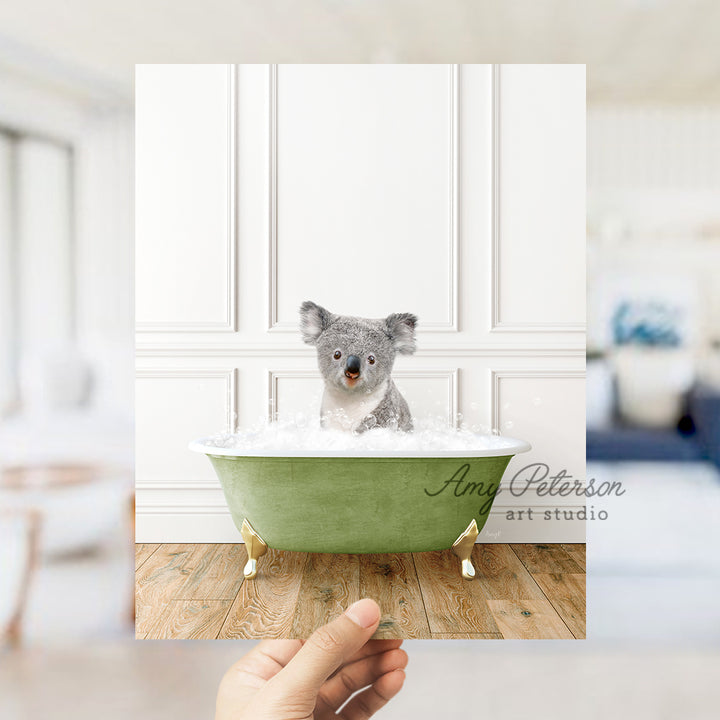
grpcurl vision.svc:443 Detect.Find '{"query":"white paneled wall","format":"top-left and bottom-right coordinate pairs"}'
top-left (271, 64), bottom-right (456, 330)
top-left (495, 65), bottom-right (586, 331)
top-left (135, 64), bottom-right (235, 331)
top-left (136, 64), bottom-right (586, 543)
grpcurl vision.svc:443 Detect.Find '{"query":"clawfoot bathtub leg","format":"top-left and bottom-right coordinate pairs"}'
top-left (452, 519), bottom-right (479, 580)
top-left (241, 519), bottom-right (267, 579)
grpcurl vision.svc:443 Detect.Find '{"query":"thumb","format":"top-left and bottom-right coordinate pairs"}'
top-left (270, 599), bottom-right (381, 697)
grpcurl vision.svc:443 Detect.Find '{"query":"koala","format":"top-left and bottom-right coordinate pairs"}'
top-left (299, 301), bottom-right (418, 433)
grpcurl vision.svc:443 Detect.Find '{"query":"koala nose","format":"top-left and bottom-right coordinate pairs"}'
top-left (345, 355), bottom-right (361, 379)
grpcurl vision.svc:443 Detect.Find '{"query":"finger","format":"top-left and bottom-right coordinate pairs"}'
top-left (253, 639), bottom-right (304, 670)
top-left (270, 599), bottom-right (381, 697)
top-left (319, 648), bottom-right (408, 711)
top-left (215, 640), bottom-right (305, 720)
top-left (339, 669), bottom-right (406, 720)
top-left (219, 623), bottom-right (401, 703)
top-left (226, 640), bottom-right (303, 686)
top-left (330, 638), bottom-right (404, 675)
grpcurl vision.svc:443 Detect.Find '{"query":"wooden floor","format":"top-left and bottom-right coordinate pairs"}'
top-left (136, 543), bottom-right (585, 640)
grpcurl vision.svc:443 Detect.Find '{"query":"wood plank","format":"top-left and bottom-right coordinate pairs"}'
top-left (486, 599), bottom-right (574, 639)
top-left (413, 550), bottom-right (500, 635)
top-left (290, 553), bottom-right (360, 639)
top-left (167, 544), bottom-right (219, 599)
top-left (473, 544), bottom-right (582, 639)
top-left (510, 544), bottom-right (583, 574)
top-left (561, 543), bottom-right (586, 571)
top-left (472, 544), bottom-right (548, 601)
top-left (532, 573), bottom-right (586, 639)
top-left (135, 544), bottom-right (213, 636)
top-left (432, 633), bottom-right (502, 639)
top-left (219, 549), bottom-right (308, 639)
top-left (135, 624), bottom-right (151, 640)
top-left (136, 600), bottom-right (165, 639)
top-left (135, 543), bottom-right (160, 571)
top-left (143, 599), bottom-right (232, 639)
top-left (175, 544), bottom-right (247, 600)
top-left (359, 554), bottom-right (430, 639)
top-left (136, 543), bottom-right (586, 640)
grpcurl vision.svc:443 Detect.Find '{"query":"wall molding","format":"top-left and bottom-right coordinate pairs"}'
top-left (136, 367), bottom-right (238, 432)
top-left (490, 323), bottom-right (587, 333)
top-left (134, 64), bottom-right (587, 546)
top-left (489, 64), bottom-right (585, 335)
top-left (266, 63), bottom-right (460, 333)
top-left (136, 343), bottom-right (586, 358)
top-left (134, 504), bottom-right (584, 543)
top-left (136, 504), bottom-right (231, 515)
top-left (267, 63), bottom-right (280, 332)
top-left (443, 62), bottom-right (459, 332)
top-left (136, 481), bottom-right (222, 490)
top-left (266, 367), bottom-right (459, 424)
top-left (136, 64), bottom-right (238, 333)
top-left (266, 368), bottom-right (320, 419)
top-left (393, 367), bottom-right (459, 426)
top-left (489, 368), bottom-right (585, 432)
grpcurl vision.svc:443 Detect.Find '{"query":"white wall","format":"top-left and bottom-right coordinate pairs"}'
top-left (135, 64), bottom-right (586, 543)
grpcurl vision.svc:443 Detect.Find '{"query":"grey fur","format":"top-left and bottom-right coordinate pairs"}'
top-left (299, 301), bottom-right (418, 433)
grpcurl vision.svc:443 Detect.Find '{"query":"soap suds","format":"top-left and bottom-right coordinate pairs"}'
top-left (197, 414), bottom-right (524, 454)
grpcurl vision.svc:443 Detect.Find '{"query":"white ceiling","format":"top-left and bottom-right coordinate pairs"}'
top-left (0, 0), bottom-right (719, 105)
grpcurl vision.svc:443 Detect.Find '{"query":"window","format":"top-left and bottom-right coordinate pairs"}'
top-left (0, 129), bottom-right (74, 416)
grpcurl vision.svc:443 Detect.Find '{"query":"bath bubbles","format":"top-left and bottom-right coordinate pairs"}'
top-left (200, 413), bottom-right (523, 454)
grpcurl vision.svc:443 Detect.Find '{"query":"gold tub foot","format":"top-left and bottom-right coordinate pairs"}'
top-left (241, 519), bottom-right (268, 579)
top-left (452, 519), bottom-right (479, 580)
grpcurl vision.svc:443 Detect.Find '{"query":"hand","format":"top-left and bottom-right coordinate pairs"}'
top-left (215, 598), bottom-right (407, 719)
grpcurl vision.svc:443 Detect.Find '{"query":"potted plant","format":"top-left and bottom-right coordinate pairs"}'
top-left (611, 300), bottom-right (694, 427)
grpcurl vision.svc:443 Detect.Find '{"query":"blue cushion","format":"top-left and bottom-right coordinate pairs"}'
top-left (688, 384), bottom-right (720, 467)
top-left (587, 427), bottom-right (704, 462)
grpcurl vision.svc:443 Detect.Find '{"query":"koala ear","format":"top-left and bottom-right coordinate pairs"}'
top-left (385, 313), bottom-right (418, 354)
top-left (299, 301), bottom-right (335, 345)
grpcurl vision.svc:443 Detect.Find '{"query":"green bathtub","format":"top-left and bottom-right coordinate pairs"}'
top-left (189, 438), bottom-right (530, 580)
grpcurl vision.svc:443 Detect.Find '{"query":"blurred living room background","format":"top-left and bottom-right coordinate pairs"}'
top-left (0, 30), bottom-right (134, 646)
top-left (586, 103), bottom-right (720, 639)
top-left (1, 1), bottom-right (720, 718)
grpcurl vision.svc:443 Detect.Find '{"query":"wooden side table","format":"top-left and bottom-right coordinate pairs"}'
top-left (0, 509), bottom-right (41, 647)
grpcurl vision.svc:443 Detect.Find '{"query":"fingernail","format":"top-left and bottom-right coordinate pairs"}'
top-left (345, 599), bottom-right (380, 628)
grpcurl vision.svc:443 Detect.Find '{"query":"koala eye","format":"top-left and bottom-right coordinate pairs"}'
top-left (367, 355), bottom-right (375, 365)
top-left (333, 350), bottom-right (342, 360)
